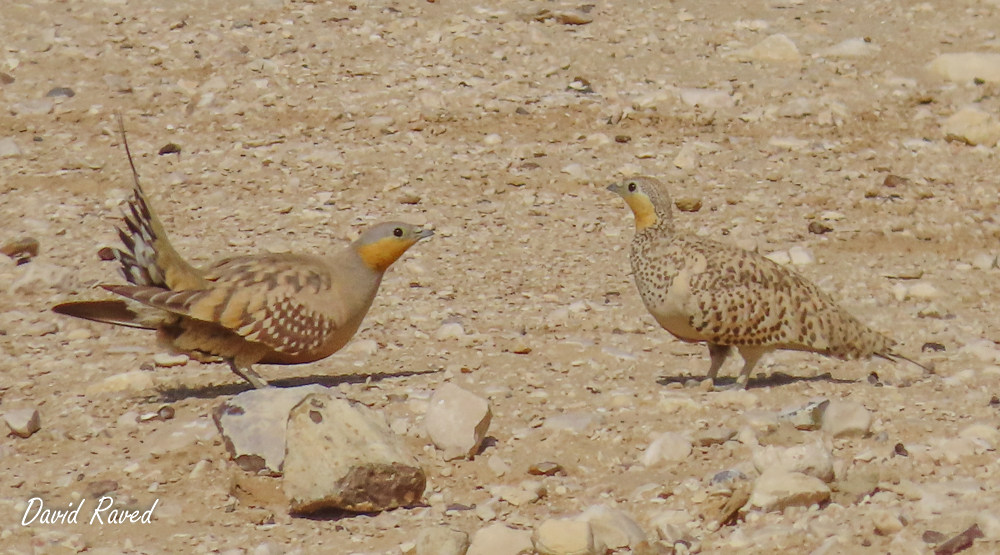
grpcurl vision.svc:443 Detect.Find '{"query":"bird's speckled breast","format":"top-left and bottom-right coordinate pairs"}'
top-left (631, 233), bottom-right (710, 342)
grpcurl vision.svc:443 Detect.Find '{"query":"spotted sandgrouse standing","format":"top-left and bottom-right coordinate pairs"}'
top-left (54, 122), bottom-right (432, 389)
top-left (607, 176), bottom-right (924, 389)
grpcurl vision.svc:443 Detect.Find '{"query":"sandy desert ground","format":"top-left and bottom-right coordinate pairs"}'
top-left (2, 0), bottom-right (1000, 553)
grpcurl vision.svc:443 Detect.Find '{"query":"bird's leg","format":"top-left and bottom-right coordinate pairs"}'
top-left (705, 343), bottom-right (732, 386)
top-left (731, 345), bottom-right (767, 390)
top-left (229, 348), bottom-right (270, 389)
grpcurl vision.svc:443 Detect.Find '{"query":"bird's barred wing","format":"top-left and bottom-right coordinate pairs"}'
top-left (104, 257), bottom-right (354, 356)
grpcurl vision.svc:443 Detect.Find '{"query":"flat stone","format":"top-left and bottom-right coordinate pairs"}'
top-left (872, 509), bottom-right (904, 535)
top-left (4, 408), bottom-right (41, 438)
top-left (959, 422), bottom-right (1000, 449)
top-left (136, 418), bottom-right (216, 458)
top-left (283, 393), bottom-right (425, 513)
top-left (577, 505), bottom-right (647, 550)
top-left (734, 34), bottom-right (801, 62)
top-left (425, 383), bottom-right (492, 460)
top-left (467, 524), bottom-right (533, 555)
top-left (152, 352), bottom-right (189, 367)
top-left (817, 38), bottom-right (881, 58)
top-left (532, 519), bottom-right (595, 555)
top-left (642, 432), bottom-right (693, 466)
top-left (749, 469), bottom-right (831, 512)
top-left (821, 400), bottom-right (872, 438)
top-left (416, 527), bottom-right (470, 555)
top-left (752, 443), bottom-right (834, 482)
top-left (943, 107), bottom-right (1000, 147)
top-left (543, 412), bottom-right (603, 434)
top-left (85, 370), bottom-right (156, 395)
top-left (212, 384), bottom-right (331, 475)
top-left (927, 52), bottom-right (1000, 83)
top-left (649, 509), bottom-right (695, 543)
top-left (0, 138), bottom-right (20, 158)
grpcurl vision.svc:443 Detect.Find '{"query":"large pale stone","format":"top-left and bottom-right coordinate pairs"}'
top-left (750, 469), bottom-right (830, 512)
top-left (943, 107), bottom-right (1000, 147)
top-left (821, 400), bottom-right (872, 438)
top-left (4, 408), bottom-right (41, 438)
top-left (283, 393), bottom-right (425, 513)
top-left (212, 384), bottom-right (331, 475)
top-left (752, 443), bottom-right (835, 482)
top-left (532, 519), bottom-right (595, 555)
top-left (734, 34), bottom-right (801, 62)
top-left (467, 524), bottom-right (533, 555)
top-left (577, 505), bottom-right (647, 550)
top-left (927, 53), bottom-right (1000, 83)
top-left (416, 527), bottom-right (470, 555)
top-left (425, 383), bottom-right (492, 460)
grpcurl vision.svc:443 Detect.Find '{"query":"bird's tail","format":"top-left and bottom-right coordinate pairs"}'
top-left (107, 115), bottom-right (205, 291)
top-left (51, 299), bottom-right (167, 330)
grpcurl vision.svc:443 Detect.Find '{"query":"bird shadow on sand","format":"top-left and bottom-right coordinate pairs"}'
top-left (153, 368), bottom-right (442, 402)
top-left (656, 371), bottom-right (856, 390)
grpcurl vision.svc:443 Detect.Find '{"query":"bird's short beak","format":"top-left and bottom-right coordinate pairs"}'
top-left (417, 228), bottom-right (435, 240)
top-left (607, 183), bottom-right (622, 195)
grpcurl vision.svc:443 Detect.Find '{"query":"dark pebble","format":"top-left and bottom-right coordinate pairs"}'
top-left (158, 143), bottom-right (182, 155)
top-left (808, 221), bottom-right (833, 234)
top-left (894, 443), bottom-right (908, 457)
top-left (934, 524), bottom-right (984, 555)
top-left (45, 87), bottom-right (75, 98)
top-left (528, 462), bottom-right (565, 476)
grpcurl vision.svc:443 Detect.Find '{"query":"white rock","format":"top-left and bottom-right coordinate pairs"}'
top-left (487, 454), bottom-right (510, 477)
top-left (735, 34), bottom-right (801, 62)
top-left (561, 163), bottom-right (587, 180)
top-left (678, 88), bottom-right (734, 108)
top-left (584, 133), bottom-right (611, 149)
top-left (490, 483), bottom-right (541, 506)
top-left (416, 527), bottom-right (470, 555)
top-left (962, 340), bottom-right (1000, 363)
top-left (649, 509), bottom-right (695, 543)
top-left (532, 519), bottom-right (595, 555)
top-left (710, 389), bottom-right (759, 409)
top-left (543, 412), bottom-right (602, 433)
top-left (817, 38), bottom-right (881, 58)
top-left (4, 408), bottom-right (41, 438)
top-left (927, 53), bottom-right (1000, 83)
top-left (213, 384), bottom-right (332, 475)
top-left (871, 509), bottom-right (904, 535)
top-left (906, 282), bottom-right (939, 300)
top-left (749, 469), bottom-right (831, 512)
top-left (0, 138), bottom-right (20, 158)
top-left (977, 511), bottom-right (1000, 541)
top-left (788, 246), bottom-right (814, 266)
top-left (152, 352), bottom-right (189, 367)
top-left (768, 137), bottom-right (810, 151)
top-left (483, 133), bottom-right (502, 146)
top-left (345, 338), bottom-right (379, 355)
top-left (959, 422), bottom-right (1000, 449)
top-left (752, 443), bottom-right (835, 482)
top-left (577, 505), bottom-right (647, 550)
top-left (927, 437), bottom-right (979, 464)
top-left (972, 253), bottom-right (997, 270)
top-left (252, 542), bottom-right (281, 555)
top-left (467, 524), bottom-right (533, 555)
top-left (943, 107), bottom-right (1000, 146)
top-left (425, 383), bottom-right (492, 460)
top-left (821, 400), bottom-right (872, 438)
top-left (642, 432), bottom-right (693, 466)
top-left (85, 370), bottom-right (156, 394)
top-left (283, 393), bottom-right (425, 513)
top-left (435, 322), bottom-right (466, 341)
top-left (764, 250), bottom-right (791, 265)
top-left (673, 143), bottom-right (699, 169)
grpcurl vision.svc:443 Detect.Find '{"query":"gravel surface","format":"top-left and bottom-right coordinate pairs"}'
top-left (2, 0), bottom-right (1000, 553)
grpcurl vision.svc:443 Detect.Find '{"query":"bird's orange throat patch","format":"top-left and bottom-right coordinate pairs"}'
top-left (356, 238), bottom-right (417, 272)
top-left (624, 195), bottom-right (659, 231)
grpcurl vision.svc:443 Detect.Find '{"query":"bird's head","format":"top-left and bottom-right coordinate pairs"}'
top-left (353, 222), bottom-right (433, 272)
top-left (607, 176), bottom-right (674, 231)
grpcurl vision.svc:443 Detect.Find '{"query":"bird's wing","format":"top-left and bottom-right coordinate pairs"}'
top-left (675, 239), bottom-right (893, 357)
top-left (104, 255), bottom-right (360, 357)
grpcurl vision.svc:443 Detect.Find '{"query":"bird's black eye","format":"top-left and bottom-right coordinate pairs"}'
top-left (627, 182), bottom-right (637, 193)
top-left (393, 227), bottom-right (404, 237)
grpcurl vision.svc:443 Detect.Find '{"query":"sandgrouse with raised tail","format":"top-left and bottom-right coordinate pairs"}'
top-left (607, 176), bottom-right (925, 390)
top-left (54, 125), bottom-right (432, 389)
